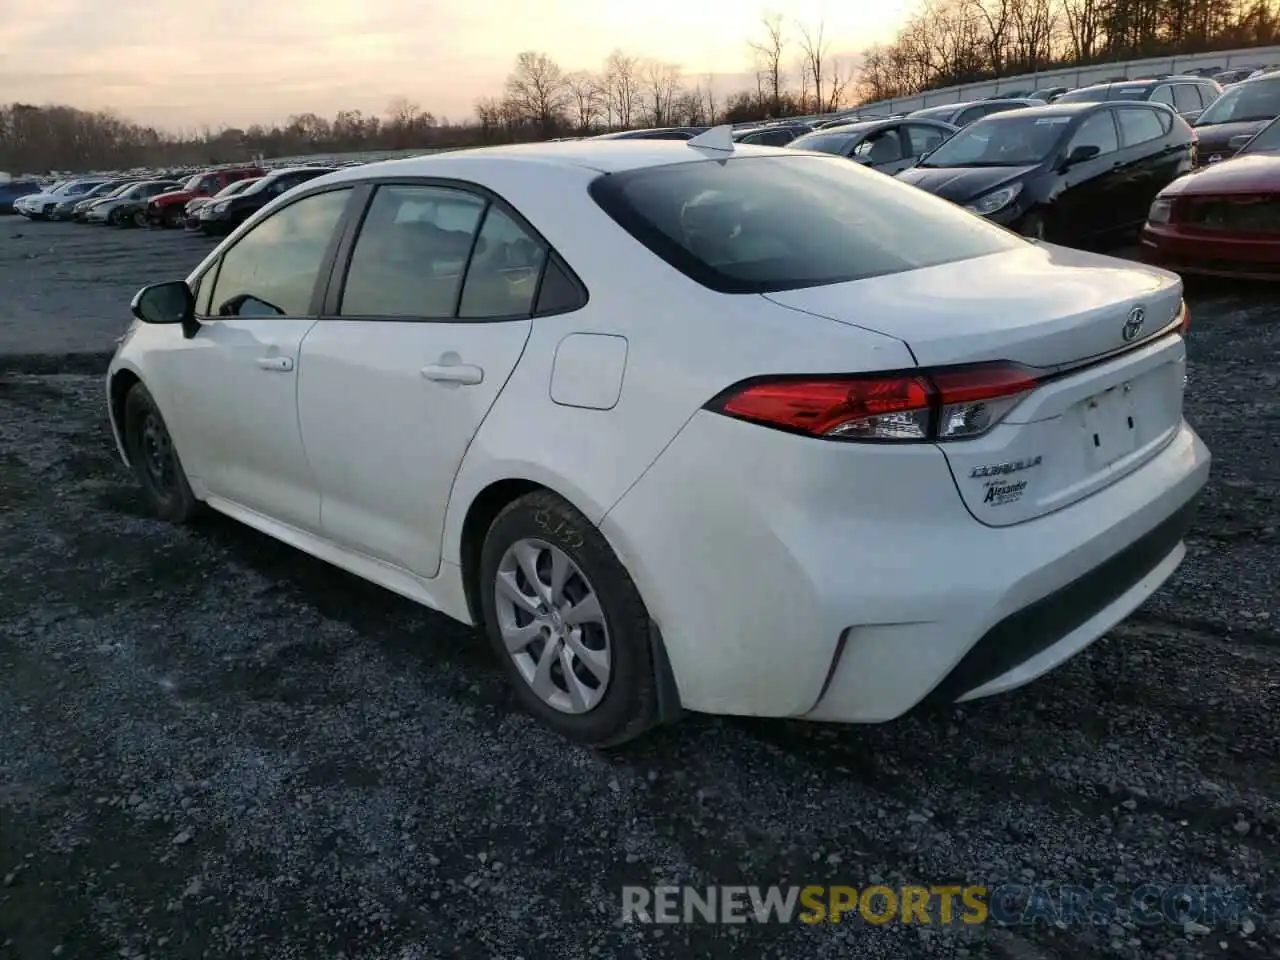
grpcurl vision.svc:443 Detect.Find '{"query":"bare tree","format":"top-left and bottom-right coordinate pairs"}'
top-left (603, 49), bottom-right (641, 128)
top-left (504, 50), bottom-right (570, 137)
top-left (967, 0), bottom-right (1014, 75)
top-left (1012, 0), bottom-right (1058, 71)
top-left (641, 60), bottom-right (683, 126)
top-left (565, 71), bottom-right (604, 132)
top-left (1059, 0), bottom-right (1105, 60)
top-left (827, 57), bottom-right (854, 111)
top-left (748, 12), bottom-right (788, 114)
top-left (703, 73), bottom-right (719, 123)
top-left (796, 18), bottom-right (830, 115)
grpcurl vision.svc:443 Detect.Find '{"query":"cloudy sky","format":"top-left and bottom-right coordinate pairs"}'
top-left (0, 0), bottom-right (912, 129)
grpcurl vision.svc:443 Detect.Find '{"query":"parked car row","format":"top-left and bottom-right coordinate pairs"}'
top-left (786, 78), bottom-right (1280, 281)
top-left (9, 164), bottom-right (341, 235)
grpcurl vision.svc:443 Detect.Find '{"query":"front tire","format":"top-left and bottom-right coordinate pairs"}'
top-left (122, 383), bottom-right (202, 524)
top-left (479, 490), bottom-right (661, 747)
top-left (132, 209), bottom-right (149, 228)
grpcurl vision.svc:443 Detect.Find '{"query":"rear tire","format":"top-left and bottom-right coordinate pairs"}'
top-left (122, 383), bottom-right (202, 524)
top-left (132, 210), bottom-right (149, 228)
top-left (478, 490), bottom-right (662, 747)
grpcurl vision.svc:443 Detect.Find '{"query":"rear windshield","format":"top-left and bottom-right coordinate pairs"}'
top-left (588, 155), bottom-right (1022, 294)
top-left (787, 130), bottom-right (857, 154)
top-left (1056, 87), bottom-right (1111, 103)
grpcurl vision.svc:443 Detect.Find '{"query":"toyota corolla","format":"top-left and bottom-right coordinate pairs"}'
top-left (106, 130), bottom-right (1210, 746)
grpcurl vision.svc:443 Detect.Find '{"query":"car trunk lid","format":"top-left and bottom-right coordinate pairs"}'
top-left (762, 243), bottom-right (1188, 525)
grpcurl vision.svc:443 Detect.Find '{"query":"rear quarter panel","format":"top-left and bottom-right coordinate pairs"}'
top-left (436, 158), bottom-right (917, 566)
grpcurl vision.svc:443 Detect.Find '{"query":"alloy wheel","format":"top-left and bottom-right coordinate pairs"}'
top-left (493, 538), bottom-right (611, 714)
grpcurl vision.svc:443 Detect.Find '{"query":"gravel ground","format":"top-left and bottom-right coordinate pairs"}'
top-left (0, 221), bottom-right (1278, 960)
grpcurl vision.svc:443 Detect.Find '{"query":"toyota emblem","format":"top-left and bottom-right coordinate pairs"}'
top-left (1122, 306), bottom-right (1145, 342)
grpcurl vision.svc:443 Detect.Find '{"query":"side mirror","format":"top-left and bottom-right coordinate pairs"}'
top-left (130, 280), bottom-right (200, 340)
top-left (918, 150), bottom-right (933, 162)
top-left (1062, 144), bottom-right (1101, 169)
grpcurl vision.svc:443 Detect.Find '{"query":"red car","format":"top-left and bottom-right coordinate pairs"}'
top-left (1140, 116), bottom-right (1280, 280)
top-left (145, 166), bottom-right (264, 228)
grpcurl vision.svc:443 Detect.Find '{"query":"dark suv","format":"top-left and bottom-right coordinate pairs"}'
top-left (1056, 77), bottom-right (1223, 123)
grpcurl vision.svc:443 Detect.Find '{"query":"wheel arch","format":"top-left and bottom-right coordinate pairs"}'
top-left (455, 474), bottom-right (684, 726)
top-left (108, 368), bottom-right (143, 465)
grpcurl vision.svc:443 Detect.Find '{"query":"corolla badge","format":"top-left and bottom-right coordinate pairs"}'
top-left (1122, 306), bottom-right (1145, 342)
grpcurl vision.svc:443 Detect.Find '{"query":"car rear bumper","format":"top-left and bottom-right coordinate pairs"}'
top-left (1141, 223), bottom-right (1280, 279)
top-left (602, 409), bottom-right (1210, 722)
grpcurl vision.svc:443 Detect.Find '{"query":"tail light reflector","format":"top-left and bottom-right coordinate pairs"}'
top-left (1179, 300), bottom-right (1191, 335)
top-left (707, 362), bottom-right (1042, 443)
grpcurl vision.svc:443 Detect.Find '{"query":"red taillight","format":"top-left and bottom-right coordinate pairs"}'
top-left (1179, 300), bottom-right (1191, 335)
top-left (707, 362), bottom-right (1042, 443)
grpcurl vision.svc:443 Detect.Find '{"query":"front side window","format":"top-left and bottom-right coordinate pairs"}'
top-left (853, 129), bottom-right (905, 164)
top-left (589, 154), bottom-right (1023, 294)
top-left (1116, 108), bottom-right (1165, 147)
top-left (906, 124), bottom-right (949, 155)
top-left (1238, 116), bottom-right (1280, 155)
top-left (339, 185), bottom-right (486, 318)
top-left (207, 187), bottom-right (351, 317)
top-left (1066, 111), bottom-right (1120, 155)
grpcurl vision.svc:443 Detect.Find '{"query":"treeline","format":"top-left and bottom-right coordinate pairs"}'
top-left (861, 0), bottom-right (1280, 100)
top-left (474, 29), bottom-right (859, 141)
top-left (0, 99), bottom-right (480, 176)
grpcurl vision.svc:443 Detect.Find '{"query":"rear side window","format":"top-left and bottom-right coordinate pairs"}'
top-left (588, 155), bottom-right (1023, 295)
top-left (1117, 108), bottom-right (1166, 146)
top-left (340, 185), bottom-right (486, 318)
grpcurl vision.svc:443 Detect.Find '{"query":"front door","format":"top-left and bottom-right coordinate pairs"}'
top-left (167, 186), bottom-right (355, 532)
top-left (297, 182), bottom-right (543, 578)
top-left (1052, 108), bottom-right (1124, 241)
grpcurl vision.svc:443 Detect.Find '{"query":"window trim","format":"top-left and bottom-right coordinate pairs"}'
top-left (194, 183), bottom-right (358, 321)
top-left (319, 176), bottom-right (589, 324)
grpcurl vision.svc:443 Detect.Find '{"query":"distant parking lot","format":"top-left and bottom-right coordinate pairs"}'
top-left (0, 221), bottom-right (1278, 959)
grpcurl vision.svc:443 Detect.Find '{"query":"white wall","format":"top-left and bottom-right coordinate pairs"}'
top-left (855, 44), bottom-right (1280, 115)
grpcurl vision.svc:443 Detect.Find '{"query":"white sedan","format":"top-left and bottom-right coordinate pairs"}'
top-left (107, 128), bottom-right (1210, 746)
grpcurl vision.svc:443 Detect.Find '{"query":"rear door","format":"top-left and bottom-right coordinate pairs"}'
top-left (297, 181), bottom-right (544, 578)
top-left (1114, 106), bottom-right (1180, 225)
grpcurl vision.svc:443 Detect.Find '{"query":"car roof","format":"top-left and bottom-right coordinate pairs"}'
top-left (307, 139), bottom-right (791, 179)
top-left (968, 101), bottom-right (1103, 119)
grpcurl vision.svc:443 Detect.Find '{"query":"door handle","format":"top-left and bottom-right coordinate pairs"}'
top-left (421, 363), bottom-right (484, 385)
top-left (256, 356), bottom-right (293, 372)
